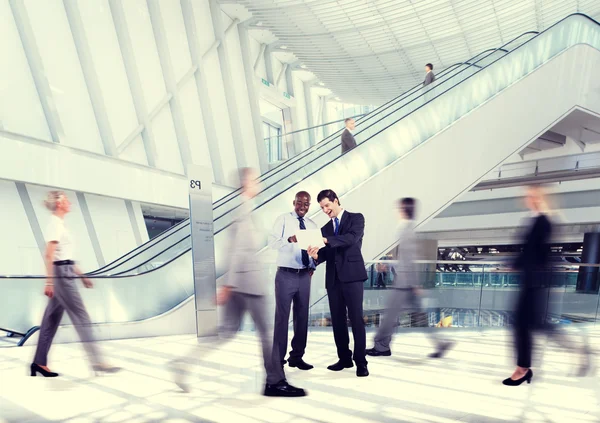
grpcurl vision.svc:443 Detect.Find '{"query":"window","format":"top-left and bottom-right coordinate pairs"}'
top-left (263, 121), bottom-right (282, 163)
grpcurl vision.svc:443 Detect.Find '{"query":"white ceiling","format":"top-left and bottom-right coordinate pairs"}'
top-left (220, 0), bottom-right (600, 105)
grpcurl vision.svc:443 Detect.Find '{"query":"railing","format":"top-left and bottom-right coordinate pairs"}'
top-left (304, 260), bottom-right (600, 330)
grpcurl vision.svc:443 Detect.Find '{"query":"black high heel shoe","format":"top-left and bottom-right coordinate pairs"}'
top-left (30, 363), bottom-right (59, 377)
top-left (502, 369), bottom-right (533, 386)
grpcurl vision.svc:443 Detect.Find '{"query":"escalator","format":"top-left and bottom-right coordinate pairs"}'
top-left (4, 13), bottom-right (600, 343)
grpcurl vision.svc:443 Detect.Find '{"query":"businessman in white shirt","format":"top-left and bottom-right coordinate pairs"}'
top-left (269, 191), bottom-right (317, 370)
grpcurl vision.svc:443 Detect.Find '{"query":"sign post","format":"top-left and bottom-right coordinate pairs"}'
top-left (187, 165), bottom-right (218, 338)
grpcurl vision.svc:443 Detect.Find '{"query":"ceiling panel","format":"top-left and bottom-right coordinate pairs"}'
top-left (221, 0), bottom-right (600, 105)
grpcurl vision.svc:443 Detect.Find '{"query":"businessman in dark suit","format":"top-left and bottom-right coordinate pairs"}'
top-left (307, 189), bottom-right (369, 377)
top-left (341, 118), bottom-right (357, 154)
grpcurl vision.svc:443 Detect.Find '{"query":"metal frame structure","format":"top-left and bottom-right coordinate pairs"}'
top-left (222, 0), bottom-right (600, 104)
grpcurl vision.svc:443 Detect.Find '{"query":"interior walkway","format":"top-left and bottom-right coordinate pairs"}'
top-left (0, 328), bottom-right (599, 422)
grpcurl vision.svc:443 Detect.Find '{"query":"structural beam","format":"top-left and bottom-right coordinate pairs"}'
top-left (276, 63), bottom-right (288, 87)
top-left (9, 0), bottom-right (66, 144)
top-left (147, 0), bottom-right (193, 172)
top-left (180, 0), bottom-right (225, 183)
top-left (63, 0), bottom-right (118, 156)
top-left (303, 80), bottom-right (316, 146)
top-left (239, 23), bottom-right (269, 172)
top-left (208, 0), bottom-right (252, 170)
top-left (264, 44), bottom-right (275, 85)
top-left (253, 43), bottom-right (266, 72)
top-left (108, 0), bottom-right (157, 166)
top-left (285, 65), bottom-right (294, 96)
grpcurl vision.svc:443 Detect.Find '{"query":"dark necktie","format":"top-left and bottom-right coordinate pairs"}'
top-left (298, 217), bottom-right (310, 268)
top-left (334, 217), bottom-right (340, 235)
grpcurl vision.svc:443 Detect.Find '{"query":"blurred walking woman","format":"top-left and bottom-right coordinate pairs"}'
top-left (31, 191), bottom-right (119, 377)
top-left (503, 186), bottom-right (551, 386)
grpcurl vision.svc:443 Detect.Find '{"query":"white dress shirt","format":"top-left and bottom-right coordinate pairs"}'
top-left (269, 211), bottom-right (318, 269)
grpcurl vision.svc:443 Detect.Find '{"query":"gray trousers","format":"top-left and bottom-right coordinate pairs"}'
top-left (34, 265), bottom-right (100, 366)
top-left (273, 269), bottom-right (311, 364)
top-left (374, 288), bottom-right (445, 352)
top-left (180, 291), bottom-right (285, 385)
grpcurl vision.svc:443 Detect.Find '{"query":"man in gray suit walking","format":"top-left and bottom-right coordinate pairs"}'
top-left (366, 198), bottom-right (453, 358)
top-left (341, 118), bottom-right (357, 154)
top-left (269, 191), bottom-right (317, 371)
top-left (171, 168), bottom-right (306, 397)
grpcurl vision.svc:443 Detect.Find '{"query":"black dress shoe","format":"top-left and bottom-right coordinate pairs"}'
top-left (356, 364), bottom-right (369, 377)
top-left (428, 341), bottom-right (454, 359)
top-left (264, 381), bottom-right (307, 397)
top-left (288, 359), bottom-right (314, 370)
top-left (327, 360), bottom-right (354, 371)
top-left (366, 347), bottom-right (391, 357)
top-left (502, 369), bottom-right (533, 386)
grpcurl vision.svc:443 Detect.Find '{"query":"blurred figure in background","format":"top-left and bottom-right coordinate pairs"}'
top-left (375, 260), bottom-right (389, 289)
top-left (171, 168), bottom-right (305, 397)
top-left (366, 198), bottom-right (453, 359)
top-left (31, 191), bottom-right (119, 377)
top-left (503, 185), bottom-right (591, 386)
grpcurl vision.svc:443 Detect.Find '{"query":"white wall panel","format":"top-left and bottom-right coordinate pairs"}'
top-left (120, 135), bottom-right (149, 167)
top-left (121, 0), bottom-right (166, 111)
top-left (0, 181), bottom-right (43, 275)
top-left (23, 0), bottom-right (104, 154)
top-left (225, 24), bottom-right (260, 170)
top-left (84, 194), bottom-right (138, 264)
top-left (204, 49), bottom-right (238, 184)
top-left (77, 0), bottom-right (138, 146)
top-left (26, 184), bottom-right (99, 272)
top-left (179, 77), bottom-right (212, 171)
top-left (151, 105), bottom-right (184, 174)
top-left (0, 1), bottom-right (51, 140)
top-left (160, 1), bottom-right (193, 83)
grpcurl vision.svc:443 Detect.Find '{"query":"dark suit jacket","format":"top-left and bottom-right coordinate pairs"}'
top-left (514, 214), bottom-right (552, 289)
top-left (341, 129), bottom-right (357, 154)
top-left (316, 211), bottom-right (368, 289)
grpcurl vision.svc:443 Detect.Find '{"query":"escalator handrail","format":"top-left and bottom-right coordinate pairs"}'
top-left (2, 27), bottom-right (546, 280)
top-left (2, 21), bottom-right (566, 280)
top-left (86, 218), bottom-right (191, 275)
top-left (212, 30), bottom-right (541, 223)
top-left (211, 42), bottom-right (526, 210)
top-left (81, 45), bottom-right (529, 278)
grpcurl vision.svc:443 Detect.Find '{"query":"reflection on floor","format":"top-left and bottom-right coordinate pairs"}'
top-left (0, 328), bottom-right (599, 422)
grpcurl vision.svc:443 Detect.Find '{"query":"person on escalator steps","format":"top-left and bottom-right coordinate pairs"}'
top-left (30, 191), bottom-right (120, 378)
top-left (341, 118), bottom-right (357, 154)
top-left (269, 191), bottom-right (317, 371)
top-left (365, 198), bottom-right (453, 360)
top-left (423, 63), bottom-right (435, 87)
top-left (423, 63), bottom-right (436, 104)
top-left (169, 168), bottom-right (306, 397)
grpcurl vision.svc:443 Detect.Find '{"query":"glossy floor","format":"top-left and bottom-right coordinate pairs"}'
top-left (0, 328), bottom-right (598, 422)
